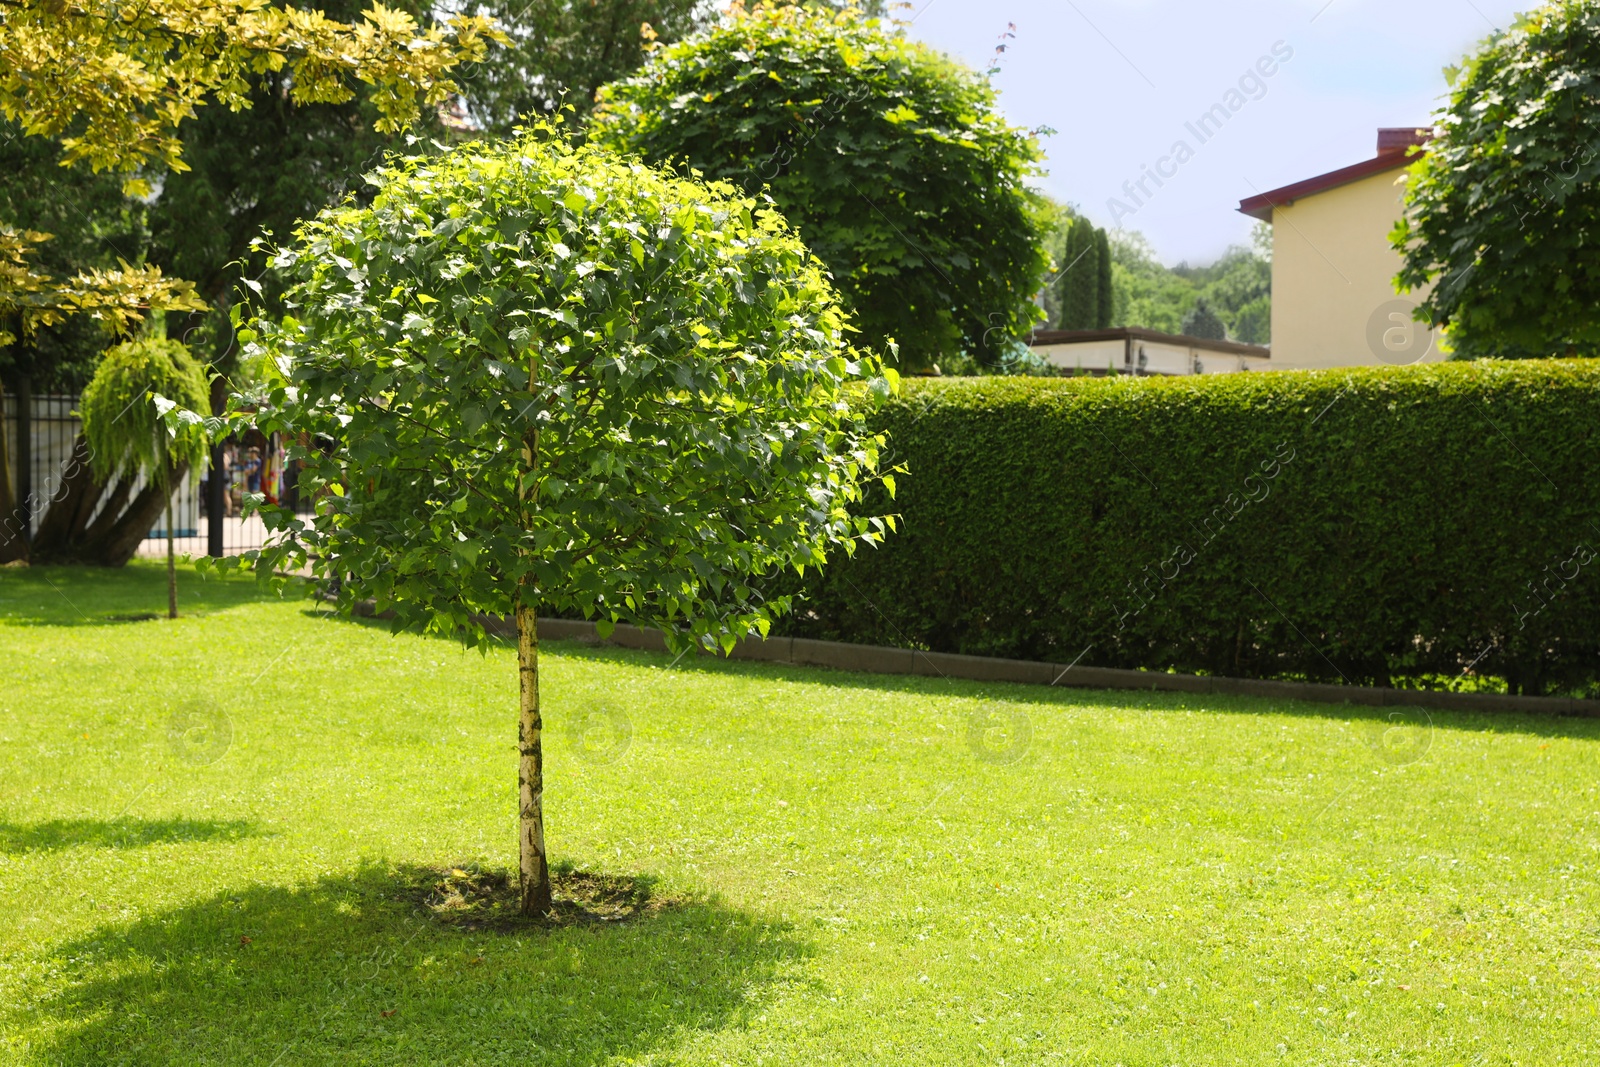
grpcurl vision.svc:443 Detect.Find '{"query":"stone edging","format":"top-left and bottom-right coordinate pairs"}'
top-left (526, 617), bottom-right (1600, 718)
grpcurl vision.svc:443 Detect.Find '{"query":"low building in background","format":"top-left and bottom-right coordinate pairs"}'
top-left (1029, 327), bottom-right (1271, 376)
top-left (1238, 127), bottom-right (1438, 370)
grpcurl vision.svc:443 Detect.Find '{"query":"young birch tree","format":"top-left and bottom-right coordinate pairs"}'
top-left (189, 128), bottom-right (897, 914)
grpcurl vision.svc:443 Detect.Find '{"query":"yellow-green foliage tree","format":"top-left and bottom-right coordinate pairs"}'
top-left (0, 0), bottom-right (500, 562)
top-left (0, 0), bottom-right (496, 311)
top-left (0, 0), bottom-right (497, 182)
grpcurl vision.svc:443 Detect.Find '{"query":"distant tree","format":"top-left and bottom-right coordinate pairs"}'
top-left (1034, 199), bottom-right (1080, 330)
top-left (1181, 297), bottom-right (1227, 340)
top-left (150, 0), bottom-right (454, 366)
top-left (1231, 297), bottom-right (1271, 345)
top-left (590, 3), bottom-right (1049, 370)
top-left (1107, 230), bottom-right (1190, 334)
top-left (79, 338), bottom-right (209, 614)
top-left (1057, 222), bottom-right (1100, 330)
top-left (1251, 218), bottom-right (1273, 263)
top-left (198, 130), bottom-right (897, 914)
top-left (1394, 1), bottom-right (1600, 357)
top-left (453, 0), bottom-right (706, 132)
top-left (1094, 228), bottom-right (1114, 329)
top-left (1180, 245), bottom-right (1269, 342)
top-left (1107, 230), bottom-right (1269, 342)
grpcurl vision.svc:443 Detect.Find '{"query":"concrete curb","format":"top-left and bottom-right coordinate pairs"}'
top-left (342, 602), bottom-right (1598, 717)
top-left (530, 617), bottom-right (1600, 718)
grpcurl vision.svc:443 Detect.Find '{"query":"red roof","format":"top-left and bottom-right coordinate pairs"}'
top-left (1238, 128), bottom-right (1430, 222)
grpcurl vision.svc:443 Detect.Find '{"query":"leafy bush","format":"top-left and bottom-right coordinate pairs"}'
top-left (1396, 1), bottom-right (1600, 358)
top-left (780, 362), bottom-right (1600, 696)
top-left (590, 2), bottom-right (1049, 371)
top-left (81, 336), bottom-right (210, 481)
top-left (79, 335), bottom-right (210, 613)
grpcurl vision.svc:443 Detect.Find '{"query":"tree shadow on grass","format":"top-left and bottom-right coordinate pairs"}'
top-left (0, 817), bottom-right (262, 854)
top-left (542, 638), bottom-right (1600, 744)
top-left (300, 602), bottom-right (1600, 742)
top-left (0, 562), bottom-right (298, 626)
top-left (25, 862), bottom-right (805, 1066)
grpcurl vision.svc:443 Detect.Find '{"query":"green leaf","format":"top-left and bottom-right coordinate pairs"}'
top-left (234, 125), bottom-right (892, 663)
top-left (588, 4), bottom-right (1050, 373)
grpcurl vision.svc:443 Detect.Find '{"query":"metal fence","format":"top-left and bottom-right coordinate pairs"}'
top-left (1, 391), bottom-right (311, 559)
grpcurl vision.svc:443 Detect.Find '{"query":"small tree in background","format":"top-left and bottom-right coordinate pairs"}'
top-left (1231, 297), bottom-right (1271, 345)
top-left (1394, 1), bottom-right (1600, 357)
top-left (1057, 221), bottom-right (1104, 330)
top-left (590, 2), bottom-right (1049, 371)
top-left (198, 128), bottom-right (897, 914)
top-left (1094, 228), bottom-right (1113, 330)
top-left (81, 338), bottom-right (210, 617)
top-left (1180, 296), bottom-right (1227, 341)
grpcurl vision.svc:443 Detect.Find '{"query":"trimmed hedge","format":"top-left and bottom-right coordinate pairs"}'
top-left (778, 362), bottom-right (1600, 696)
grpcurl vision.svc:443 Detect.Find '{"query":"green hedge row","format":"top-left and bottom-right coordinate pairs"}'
top-left (777, 362), bottom-right (1600, 696)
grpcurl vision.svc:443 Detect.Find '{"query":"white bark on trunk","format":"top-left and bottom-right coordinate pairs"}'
top-left (516, 596), bottom-right (550, 914)
top-left (165, 466), bottom-right (177, 619)
top-left (517, 355), bottom-right (550, 916)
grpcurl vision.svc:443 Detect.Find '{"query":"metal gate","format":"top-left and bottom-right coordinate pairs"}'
top-left (1, 391), bottom-right (312, 560)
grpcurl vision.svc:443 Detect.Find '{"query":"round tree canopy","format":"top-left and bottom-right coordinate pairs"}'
top-left (589, 3), bottom-right (1050, 371)
top-left (232, 127), bottom-right (897, 651)
top-left (1395, 1), bottom-right (1600, 358)
top-left (81, 336), bottom-right (210, 483)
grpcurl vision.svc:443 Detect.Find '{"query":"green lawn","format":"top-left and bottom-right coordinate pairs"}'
top-left (2, 563), bottom-right (1597, 1065)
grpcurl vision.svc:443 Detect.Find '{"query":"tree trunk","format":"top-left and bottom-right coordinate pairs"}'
top-left (165, 468), bottom-right (177, 619)
top-left (29, 439), bottom-right (187, 567)
top-left (207, 375), bottom-right (225, 558)
top-left (516, 594), bottom-right (551, 916)
top-left (30, 435), bottom-right (101, 548)
top-left (517, 354), bottom-right (550, 917)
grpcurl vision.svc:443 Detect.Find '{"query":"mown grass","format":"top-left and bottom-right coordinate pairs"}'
top-left (1, 562), bottom-right (1597, 1065)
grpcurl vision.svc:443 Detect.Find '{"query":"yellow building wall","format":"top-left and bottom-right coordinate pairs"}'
top-left (1269, 168), bottom-right (1438, 370)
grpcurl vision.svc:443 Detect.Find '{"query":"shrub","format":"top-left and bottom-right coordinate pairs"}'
top-left (81, 336), bottom-right (210, 484)
top-left (780, 362), bottom-right (1600, 696)
top-left (1395, 1), bottom-right (1600, 358)
top-left (590, 2), bottom-right (1050, 371)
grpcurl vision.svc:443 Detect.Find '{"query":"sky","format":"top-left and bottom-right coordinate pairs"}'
top-left (902, 0), bottom-right (1527, 266)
